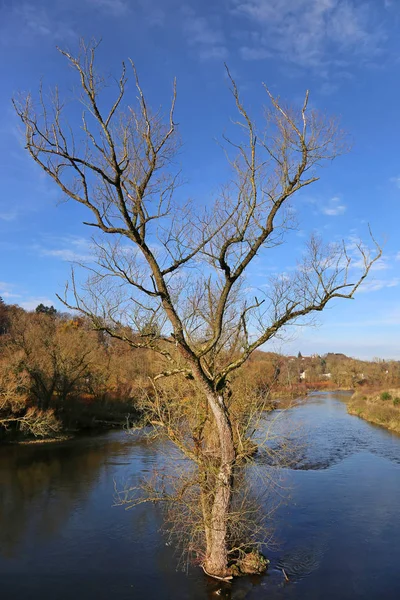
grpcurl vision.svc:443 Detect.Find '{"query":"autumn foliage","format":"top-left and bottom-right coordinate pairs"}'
top-left (0, 300), bottom-right (152, 439)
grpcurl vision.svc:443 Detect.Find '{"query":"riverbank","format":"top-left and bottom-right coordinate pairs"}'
top-left (346, 388), bottom-right (400, 434)
top-left (2, 422), bottom-right (127, 445)
top-left (0, 383), bottom-right (352, 445)
top-left (0, 397), bottom-right (140, 445)
top-left (5, 419), bottom-right (130, 445)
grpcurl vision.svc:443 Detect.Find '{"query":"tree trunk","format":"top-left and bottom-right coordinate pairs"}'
top-left (203, 392), bottom-right (236, 577)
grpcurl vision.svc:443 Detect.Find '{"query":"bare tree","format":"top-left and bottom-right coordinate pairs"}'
top-left (13, 40), bottom-right (381, 578)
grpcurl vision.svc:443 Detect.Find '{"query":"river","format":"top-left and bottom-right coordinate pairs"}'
top-left (0, 392), bottom-right (399, 599)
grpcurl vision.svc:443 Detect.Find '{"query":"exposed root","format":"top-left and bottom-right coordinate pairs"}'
top-left (202, 565), bottom-right (233, 582)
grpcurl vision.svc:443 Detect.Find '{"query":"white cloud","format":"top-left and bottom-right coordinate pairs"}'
top-left (321, 196), bottom-right (346, 216)
top-left (351, 256), bottom-right (390, 272)
top-left (0, 282), bottom-right (21, 300)
top-left (240, 46), bottom-right (272, 60)
top-left (232, 0), bottom-right (383, 69)
top-left (0, 211), bottom-right (18, 221)
top-left (0, 291), bottom-right (21, 299)
top-left (19, 297), bottom-right (56, 311)
top-left (10, 3), bottom-right (77, 43)
top-left (182, 7), bottom-right (228, 60)
top-left (85, 0), bottom-right (129, 17)
top-left (358, 277), bottom-right (399, 293)
top-left (85, 0), bottom-right (165, 24)
top-left (329, 309), bottom-right (400, 327)
top-left (390, 175), bottom-right (400, 188)
top-left (41, 248), bottom-right (93, 262)
top-left (0, 283), bottom-right (56, 311)
top-left (319, 81), bottom-right (339, 96)
top-left (37, 236), bottom-right (94, 263)
top-left (369, 257), bottom-right (390, 271)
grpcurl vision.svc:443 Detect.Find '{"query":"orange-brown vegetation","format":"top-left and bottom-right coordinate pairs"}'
top-left (0, 300), bottom-right (155, 440)
top-left (2, 296), bottom-right (400, 441)
top-left (245, 350), bottom-right (400, 392)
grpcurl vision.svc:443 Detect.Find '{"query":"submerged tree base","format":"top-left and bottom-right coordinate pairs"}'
top-left (228, 550), bottom-right (269, 577)
top-left (202, 550), bottom-right (269, 580)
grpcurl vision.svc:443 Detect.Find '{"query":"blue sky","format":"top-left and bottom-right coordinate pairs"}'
top-left (1, 0), bottom-right (400, 359)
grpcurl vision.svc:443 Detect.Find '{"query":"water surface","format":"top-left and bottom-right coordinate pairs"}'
top-left (0, 392), bottom-right (399, 599)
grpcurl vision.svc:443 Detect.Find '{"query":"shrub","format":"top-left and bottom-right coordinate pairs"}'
top-left (393, 397), bottom-right (400, 407)
top-left (380, 391), bottom-right (392, 401)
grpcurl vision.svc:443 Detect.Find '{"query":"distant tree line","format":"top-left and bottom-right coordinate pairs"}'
top-left (1, 296), bottom-right (398, 442)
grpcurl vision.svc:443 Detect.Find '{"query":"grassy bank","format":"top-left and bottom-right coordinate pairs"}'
top-left (347, 388), bottom-right (400, 434)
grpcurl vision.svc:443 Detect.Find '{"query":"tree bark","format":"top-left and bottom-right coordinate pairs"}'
top-left (203, 392), bottom-right (236, 577)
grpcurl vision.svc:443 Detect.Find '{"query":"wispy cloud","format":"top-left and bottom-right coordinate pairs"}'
top-left (1, 2), bottom-right (77, 46)
top-left (18, 4), bottom-right (55, 37)
top-left (85, 0), bottom-right (129, 17)
top-left (0, 282), bottom-right (21, 300)
top-left (232, 0), bottom-right (384, 70)
top-left (0, 211), bottom-right (18, 222)
top-left (0, 282), bottom-right (55, 311)
top-left (240, 46), bottom-right (272, 60)
top-left (19, 297), bottom-right (56, 311)
top-left (37, 236), bottom-right (94, 263)
top-left (16, 3), bottom-right (76, 41)
top-left (390, 175), bottom-right (400, 188)
top-left (41, 248), bottom-right (93, 262)
top-left (182, 7), bottom-right (228, 60)
top-left (351, 256), bottom-right (391, 272)
top-left (321, 196), bottom-right (346, 216)
top-left (358, 277), bottom-right (399, 293)
top-left (329, 308), bottom-right (400, 328)
top-left (84, 0), bottom-right (165, 25)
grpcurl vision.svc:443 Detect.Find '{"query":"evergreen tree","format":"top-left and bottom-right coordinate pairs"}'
top-left (0, 296), bottom-right (9, 334)
top-left (35, 304), bottom-right (57, 316)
